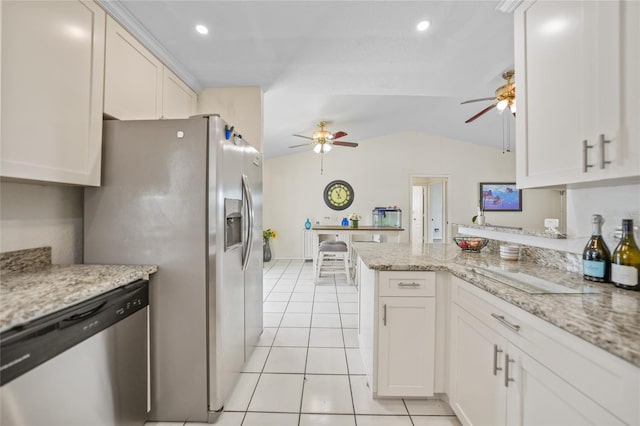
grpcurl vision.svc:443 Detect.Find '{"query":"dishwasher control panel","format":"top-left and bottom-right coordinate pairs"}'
top-left (0, 280), bottom-right (149, 386)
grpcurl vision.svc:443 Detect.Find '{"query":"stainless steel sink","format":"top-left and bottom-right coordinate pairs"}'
top-left (472, 267), bottom-right (599, 294)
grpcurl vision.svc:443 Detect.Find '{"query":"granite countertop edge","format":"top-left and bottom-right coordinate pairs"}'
top-left (0, 264), bottom-right (158, 333)
top-left (353, 242), bottom-right (640, 368)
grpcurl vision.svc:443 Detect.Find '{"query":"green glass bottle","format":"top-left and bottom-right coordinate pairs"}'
top-left (611, 219), bottom-right (640, 291)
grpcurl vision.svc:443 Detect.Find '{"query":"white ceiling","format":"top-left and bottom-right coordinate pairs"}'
top-left (104, 1), bottom-right (516, 158)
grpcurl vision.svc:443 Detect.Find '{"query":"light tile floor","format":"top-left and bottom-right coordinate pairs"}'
top-left (147, 259), bottom-right (461, 426)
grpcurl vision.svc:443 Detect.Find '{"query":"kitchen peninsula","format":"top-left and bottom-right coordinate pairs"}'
top-left (353, 242), bottom-right (640, 426)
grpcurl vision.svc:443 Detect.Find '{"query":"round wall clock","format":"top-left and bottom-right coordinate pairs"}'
top-left (323, 180), bottom-right (354, 210)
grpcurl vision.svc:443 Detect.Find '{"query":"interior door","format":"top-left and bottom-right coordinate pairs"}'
top-left (429, 182), bottom-right (443, 242)
top-left (411, 186), bottom-right (425, 245)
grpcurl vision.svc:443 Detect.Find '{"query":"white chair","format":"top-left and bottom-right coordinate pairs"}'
top-left (315, 240), bottom-right (351, 284)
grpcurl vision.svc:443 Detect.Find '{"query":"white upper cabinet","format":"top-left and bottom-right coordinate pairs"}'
top-left (162, 67), bottom-right (197, 119)
top-left (1, 0), bottom-right (105, 186)
top-left (104, 16), bottom-right (197, 120)
top-left (515, 0), bottom-right (639, 188)
top-left (103, 16), bottom-right (163, 120)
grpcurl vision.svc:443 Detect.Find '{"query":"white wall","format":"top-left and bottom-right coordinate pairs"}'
top-left (264, 132), bottom-right (562, 258)
top-left (0, 182), bottom-right (83, 264)
top-left (198, 87), bottom-right (264, 151)
top-left (566, 182), bottom-right (640, 249)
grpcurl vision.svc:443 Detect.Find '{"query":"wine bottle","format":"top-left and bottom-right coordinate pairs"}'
top-left (582, 214), bottom-right (611, 282)
top-left (611, 219), bottom-right (640, 290)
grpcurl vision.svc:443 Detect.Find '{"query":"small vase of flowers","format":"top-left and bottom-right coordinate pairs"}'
top-left (348, 213), bottom-right (361, 228)
top-left (262, 228), bottom-right (277, 262)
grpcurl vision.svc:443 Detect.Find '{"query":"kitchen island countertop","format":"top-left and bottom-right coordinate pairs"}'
top-left (1, 263), bottom-right (158, 333)
top-left (353, 242), bottom-right (640, 367)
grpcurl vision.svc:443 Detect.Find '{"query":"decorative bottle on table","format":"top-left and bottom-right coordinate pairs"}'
top-left (305, 218), bottom-right (312, 229)
top-left (611, 219), bottom-right (640, 290)
top-left (582, 214), bottom-right (611, 283)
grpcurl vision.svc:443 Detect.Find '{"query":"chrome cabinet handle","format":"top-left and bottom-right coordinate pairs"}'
top-left (504, 354), bottom-right (515, 387)
top-left (491, 313), bottom-right (520, 332)
top-left (493, 344), bottom-right (503, 376)
top-left (397, 282), bottom-right (421, 287)
top-left (583, 139), bottom-right (594, 172)
top-left (383, 304), bottom-right (387, 326)
top-left (599, 134), bottom-right (611, 169)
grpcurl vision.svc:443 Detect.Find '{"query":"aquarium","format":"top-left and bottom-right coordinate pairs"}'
top-left (372, 207), bottom-right (402, 228)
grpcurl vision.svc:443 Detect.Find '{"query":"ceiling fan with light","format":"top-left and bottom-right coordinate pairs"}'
top-left (288, 121), bottom-right (359, 153)
top-left (462, 70), bottom-right (516, 123)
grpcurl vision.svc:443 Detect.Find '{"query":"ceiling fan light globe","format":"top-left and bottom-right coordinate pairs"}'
top-left (313, 144), bottom-right (322, 153)
top-left (509, 101), bottom-right (516, 114)
top-left (496, 99), bottom-right (509, 112)
top-left (324, 143), bottom-right (332, 153)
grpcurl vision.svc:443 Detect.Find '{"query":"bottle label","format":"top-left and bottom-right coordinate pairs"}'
top-left (611, 264), bottom-right (639, 286)
top-left (583, 260), bottom-right (606, 278)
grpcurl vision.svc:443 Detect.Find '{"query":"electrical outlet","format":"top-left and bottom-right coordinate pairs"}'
top-left (544, 218), bottom-right (559, 228)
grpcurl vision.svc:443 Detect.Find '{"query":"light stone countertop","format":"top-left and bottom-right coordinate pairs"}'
top-left (353, 242), bottom-right (640, 367)
top-left (0, 264), bottom-right (158, 333)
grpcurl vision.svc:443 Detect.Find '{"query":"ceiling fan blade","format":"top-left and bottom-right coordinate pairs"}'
top-left (332, 131), bottom-right (348, 140)
top-left (465, 103), bottom-right (498, 123)
top-left (288, 143), bottom-right (311, 148)
top-left (293, 134), bottom-right (314, 140)
top-left (333, 141), bottom-right (358, 147)
top-left (461, 97), bottom-right (496, 105)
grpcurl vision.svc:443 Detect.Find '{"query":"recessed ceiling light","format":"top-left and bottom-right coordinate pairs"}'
top-left (417, 20), bottom-right (430, 31)
top-left (195, 25), bottom-right (208, 35)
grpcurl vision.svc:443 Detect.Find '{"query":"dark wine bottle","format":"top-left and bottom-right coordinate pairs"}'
top-left (582, 214), bottom-right (611, 282)
top-left (611, 219), bottom-right (640, 291)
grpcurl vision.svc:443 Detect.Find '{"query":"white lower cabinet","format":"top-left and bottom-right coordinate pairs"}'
top-left (505, 344), bottom-right (623, 426)
top-left (449, 275), bottom-right (637, 426)
top-left (450, 304), bottom-right (506, 426)
top-left (358, 260), bottom-right (436, 397)
top-left (378, 296), bottom-right (435, 397)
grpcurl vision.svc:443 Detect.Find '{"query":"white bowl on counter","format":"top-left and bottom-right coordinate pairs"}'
top-left (500, 245), bottom-right (520, 261)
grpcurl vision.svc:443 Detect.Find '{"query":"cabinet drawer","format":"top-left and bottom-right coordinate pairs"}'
top-left (379, 271), bottom-right (435, 297)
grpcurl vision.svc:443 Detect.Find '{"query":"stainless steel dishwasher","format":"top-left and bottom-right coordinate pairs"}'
top-left (0, 279), bottom-right (149, 426)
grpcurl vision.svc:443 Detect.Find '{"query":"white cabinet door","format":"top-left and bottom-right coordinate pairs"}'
top-left (303, 230), bottom-right (314, 260)
top-left (1, 0), bottom-right (105, 186)
top-left (450, 304), bottom-right (506, 426)
top-left (103, 16), bottom-right (163, 120)
top-left (505, 344), bottom-right (625, 426)
top-left (515, 0), bottom-right (626, 188)
top-left (377, 296), bottom-right (435, 397)
top-left (358, 259), bottom-right (376, 387)
top-left (162, 67), bottom-right (197, 119)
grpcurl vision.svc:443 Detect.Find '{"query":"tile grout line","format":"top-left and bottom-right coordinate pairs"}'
top-left (297, 266), bottom-right (317, 426)
top-left (337, 283), bottom-right (359, 426)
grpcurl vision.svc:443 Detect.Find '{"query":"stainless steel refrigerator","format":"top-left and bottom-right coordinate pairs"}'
top-left (84, 115), bottom-right (263, 423)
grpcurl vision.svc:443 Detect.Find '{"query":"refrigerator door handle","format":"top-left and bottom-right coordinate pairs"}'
top-left (242, 174), bottom-right (254, 271)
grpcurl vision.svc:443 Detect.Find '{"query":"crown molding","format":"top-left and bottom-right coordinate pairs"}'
top-left (495, 0), bottom-right (524, 14)
top-left (96, 0), bottom-right (203, 93)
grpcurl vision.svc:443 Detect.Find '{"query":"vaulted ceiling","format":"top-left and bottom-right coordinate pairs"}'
top-left (102, 1), bottom-right (516, 158)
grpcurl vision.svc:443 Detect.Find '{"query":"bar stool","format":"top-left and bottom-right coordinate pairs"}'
top-left (315, 241), bottom-right (351, 284)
